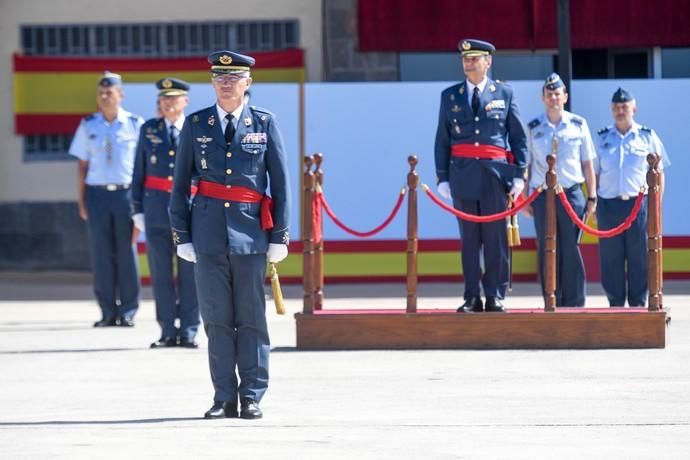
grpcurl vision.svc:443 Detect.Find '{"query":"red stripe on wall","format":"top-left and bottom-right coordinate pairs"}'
top-left (15, 114), bottom-right (87, 135)
top-left (13, 49), bottom-right (304, 72)
top-left (291, 236), bottom-right (690, 254)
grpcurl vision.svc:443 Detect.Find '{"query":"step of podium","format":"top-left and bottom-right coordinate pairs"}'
top-left (295, 307), bottom-right (670, 350)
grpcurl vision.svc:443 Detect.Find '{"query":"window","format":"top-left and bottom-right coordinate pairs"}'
top-left (23, 135), bottom-right (74, 162)
top-left (20, 20), bottom-right (300, 57)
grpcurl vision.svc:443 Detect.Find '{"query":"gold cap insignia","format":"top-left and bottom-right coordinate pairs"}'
top-left (162, 79), bottom-right (172, 89)
top-left (461, 41), bottom-right (471, 51)
top-left (219, 55), bottom-right (233, 65)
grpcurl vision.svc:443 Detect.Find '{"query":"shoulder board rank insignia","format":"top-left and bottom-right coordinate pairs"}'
top-left (196, 136), bottom-right (213, 144)
top-left (528, 118), bottom-right (540, 129)
top-left (244, 117), bottom-right (252, 126)
top-left (192, 115), bottom-right (199, 123)
top-left (571, 117), bottom-right (583, 126)
top-left (208, 115), bottom-right (215, 126)
top-left (640, 125), bottom-right (652, 132)
top-left (489, 84), bottom-right (496, 92)
top-left (597, 127), bottom-right (610, 135)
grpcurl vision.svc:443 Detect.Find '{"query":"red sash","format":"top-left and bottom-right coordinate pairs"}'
top-left (451, 144), bottom-right (514, 164)
top-left (197, 180), bottom-right (274, 230)
top-left (144, 176), bottom-right (198, 195)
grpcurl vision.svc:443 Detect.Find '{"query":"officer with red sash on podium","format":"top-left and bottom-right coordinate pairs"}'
top-left (434, 39), bottom-right (528, 313)
top-left (169, 51), bottom-right (290, 420)
top-left (131, 77), bottom-right (200, 349)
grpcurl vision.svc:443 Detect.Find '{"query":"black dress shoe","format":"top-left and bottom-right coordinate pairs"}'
top-left (204, 401), bottom-right (238, 419)
top-left (119, 318), bottom-right (135, 327)
top-left (485, 297), bottom-right (507, 313)
top-left (178, 337), bottom-right (199, 349)
top-left (240, 399), bottom-right (263, 419)
top-left (93, 317), bottom-right (118, 327)
top-left (457, 296), bottom-right (483, 313)
top-left (150, 337), bottom-right (177, 348)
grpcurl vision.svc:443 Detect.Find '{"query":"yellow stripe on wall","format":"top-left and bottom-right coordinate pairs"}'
top-left (14, 68), bottom-right (304, 114)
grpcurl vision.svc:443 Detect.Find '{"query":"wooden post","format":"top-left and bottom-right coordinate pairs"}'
top-left (544, 148), bottom-right (558, 312)
top-left (647, 154), bottom-right (663, 311)
top-left (302, 155), bottom-right (315, 314)
top-left (406, 156), bottom-right (419, 313)
top-left (313, 153), bottom-right (325, 311)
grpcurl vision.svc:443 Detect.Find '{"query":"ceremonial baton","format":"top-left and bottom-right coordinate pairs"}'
top-left (270, 262), bottom-right (286, 315)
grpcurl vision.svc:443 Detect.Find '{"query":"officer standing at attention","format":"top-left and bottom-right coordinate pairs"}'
top-left (595, 88), bottom-right (670, 307)
top-left (131, 78), bottom-right (200, 348)
top-left (524, 73), bottom-right (597, 307)
top-left (69, 72), bottom-right (144, 327)
top-left (434, 39), bottom-right (528, 313)
top-left (169, 51), bottom-right (290, 419)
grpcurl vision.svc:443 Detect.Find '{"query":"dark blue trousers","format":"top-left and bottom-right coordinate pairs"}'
top-left (195, 252), bottom-right (269, 404)
top-left (85, 186), bottom-right (140, 320)
top-left (532, 185), bottom-right (586, 306)
top-left (145, 221), bottom-right (199, 340)
top-left (596, 198), bottom-right (648, 306)
top-left (454, 179), bottom-right (509, 300)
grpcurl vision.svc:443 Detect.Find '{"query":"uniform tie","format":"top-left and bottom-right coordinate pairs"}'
top-left (224, 114), bottom-right (235, 144)
top-left (472, 86), bottom-right (480, 116)
top-left (169, 126), bottom-right (178, 149)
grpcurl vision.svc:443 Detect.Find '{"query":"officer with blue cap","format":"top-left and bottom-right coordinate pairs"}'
top-left (69, 71), bottom-right (144, 327)
top-left (169, 50), bottom-right (290, 420)
top-left (131, 77), bottom-right (200, 349)
top-left (434, 38), bottom-right (528, 313)
top-left (595, 87), bottom-right (671, 306)
top-left (525, 73), bottom-right (597, 307)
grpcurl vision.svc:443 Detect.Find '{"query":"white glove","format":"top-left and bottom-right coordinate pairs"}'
top-left (176, 242), bottom-right (197, 263)
top-left (437, 181), bottom-right (452, 200)
top-left (132, 213), bottom-right (145, 232)
top-left (510, 178), bottom-right (525, 197)
top-left (267, 243), bottom-right (288, 263)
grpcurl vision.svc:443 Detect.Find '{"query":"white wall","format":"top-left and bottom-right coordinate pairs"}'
top-left (0, 0), bottom-right (322, 203)
top-left (306, 80), bottom-right (690, 238)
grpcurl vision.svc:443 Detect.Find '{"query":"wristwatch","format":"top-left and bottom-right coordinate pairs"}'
top-left (587, 197), bottom-right (597, 204)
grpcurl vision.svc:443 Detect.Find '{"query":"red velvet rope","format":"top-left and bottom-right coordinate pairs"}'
top-left (423, 185), bottom-right (542, 222)
top-left (557, 189), bottom-right (644, 238)
top-left (317, 189), bottom-right (406, 238)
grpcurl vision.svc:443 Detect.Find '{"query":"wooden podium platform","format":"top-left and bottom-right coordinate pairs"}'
top-left (295, 308), bottom-right (670, 350)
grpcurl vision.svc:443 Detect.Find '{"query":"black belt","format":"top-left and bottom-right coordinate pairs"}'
top-left (88, 183), bottom-right (131, 191)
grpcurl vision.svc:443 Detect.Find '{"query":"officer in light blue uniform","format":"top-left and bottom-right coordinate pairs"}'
top-left (131, 78), bottom-right (200, 348)
top-left (434, 39), bottom-right (528, 313)
top-left (69, 72), bottom-right (144, 327)
top-left (526, 73), bottom-right (597, 306)
top-left (169, 51), bottom-right (290, 420)
top-left (595, 88), bottom-right (670, 307)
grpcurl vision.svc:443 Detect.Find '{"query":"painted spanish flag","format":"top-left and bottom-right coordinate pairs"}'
top-left (13, 49), bottom-right (305, 135)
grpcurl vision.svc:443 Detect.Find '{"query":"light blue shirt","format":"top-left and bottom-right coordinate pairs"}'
top-left (594, 122), bottom-right (670, 199)
top-left (527, 111), bottom-right (596, 191)
top-left (69, 108), bottom-right (144, 185)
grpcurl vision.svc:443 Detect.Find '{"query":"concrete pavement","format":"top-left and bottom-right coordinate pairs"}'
top-left (0, 272), bottom-right (689, 459)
